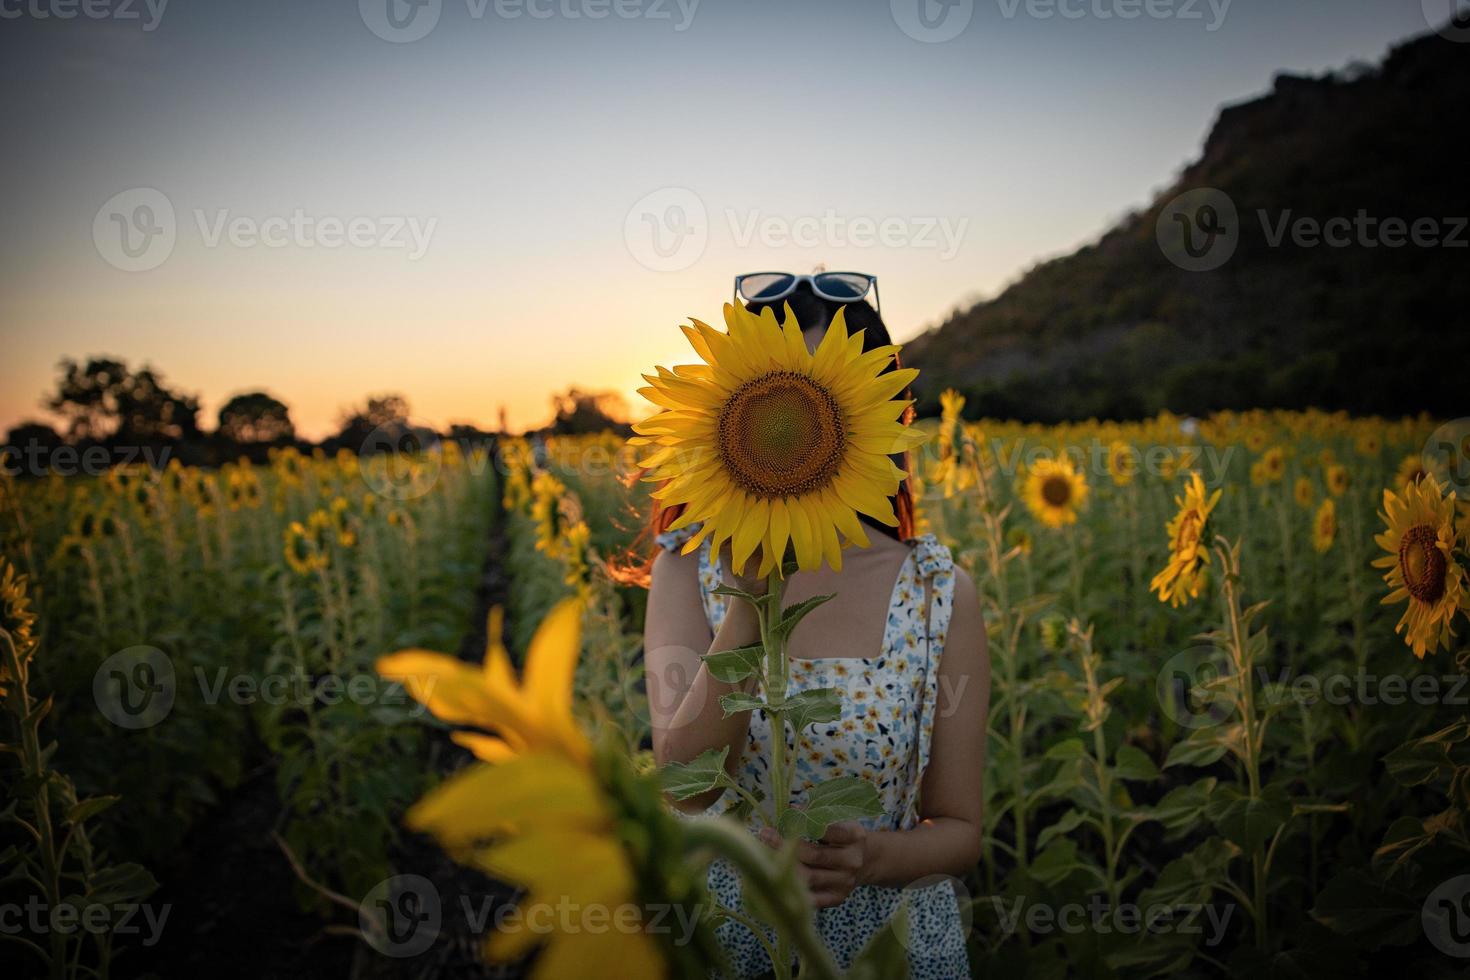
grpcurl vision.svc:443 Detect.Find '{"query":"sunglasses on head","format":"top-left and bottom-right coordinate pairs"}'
top-left (733, 272), bottom-right (881, 318)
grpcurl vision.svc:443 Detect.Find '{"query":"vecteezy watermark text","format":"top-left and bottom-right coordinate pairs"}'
top-left (987, 896), bottom-right (1235, 945)
top-left (359, 0), bottom-right (698, 44)
top-left (0, 899), bottom-right (170, 947)
top-left (623, 187), bottom-right (970, 272)
top-left (93, 188), bottom-right (437, 272)
top-left (0, 0), bottom-right (167, 30)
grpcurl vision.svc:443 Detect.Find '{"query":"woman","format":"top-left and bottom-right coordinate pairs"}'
top-left (638, 278), bottom-right (990, 978)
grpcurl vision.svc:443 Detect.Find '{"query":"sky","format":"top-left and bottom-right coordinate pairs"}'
top-left (0, 0), bottom-right (1444, 439)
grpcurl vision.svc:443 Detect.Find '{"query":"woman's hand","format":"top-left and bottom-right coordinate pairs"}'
top-left (758, 822), bottom-right (869, 909)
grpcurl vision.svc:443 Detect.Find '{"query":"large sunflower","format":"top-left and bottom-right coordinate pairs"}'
top-left (1022, 455), bottom-right (1089, 528)
top-left (1372, 475), bottom-right (1468, 659)
top-left (1150, 471), bottom-right (1223, 607)
top-left (631, 303), bottom-right (926, 576)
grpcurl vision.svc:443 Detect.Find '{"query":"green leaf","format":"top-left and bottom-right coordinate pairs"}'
top-left (1044, 738), bottom-right (1087, 761)
top-left (1028, 837), bottom-right (1091, 887)
top-left (779, 687), bottom-right (842, 734)
top-left (1382, 737), bottom-right (1454, 788)
top-left (718, 692), bottom-right (766, 717)
top-left (771, 593), bottom-right (836, 644)
top-left (1138, 837), bottom-right (1238, 908)
top-left (659, 747), bottom-right (731, 801)
top-left (1204, 784), bottom-right (1291, 851)
top-left (1113, 745), bottom-right (1159, 782)
top-left (1150, 777), bottom-right (1218, 833)
top-left (1163, 734), bottom-right (1229, 769)
top-left (702, 645), bottom-right (764, 684)
top-left (1310, 869), bottom-right (1422, 949)
top-left (85, 863), bottom-right (158, 905)
top-left (777, 777), bottom-right (882, 840)
top-left (67, 796), bottom-right (120, 826)
top-left (1035, 808), bottom-right (1088, 850)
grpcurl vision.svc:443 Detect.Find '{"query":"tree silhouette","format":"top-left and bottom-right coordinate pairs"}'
top-left (550, 388), bottom-right (629, 435)
top-left (47, 357), bottom-right (201, 443)
top-left (217, 392), bottom-right (295, 444)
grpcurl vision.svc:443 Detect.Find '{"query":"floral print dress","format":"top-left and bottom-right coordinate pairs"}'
top-left (657, 527), bottom-right (971, 979)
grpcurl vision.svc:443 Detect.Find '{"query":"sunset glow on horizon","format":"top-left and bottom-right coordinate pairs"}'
top-left (0, 0), bottom-right (1436, 440)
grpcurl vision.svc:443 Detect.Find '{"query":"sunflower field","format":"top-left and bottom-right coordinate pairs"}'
top-left (0, 443), bottom-right (494, 977)
top-left (3, 404), bottom-right (1469, 978)
top-left (489, 405), bottom-right (1470, 977)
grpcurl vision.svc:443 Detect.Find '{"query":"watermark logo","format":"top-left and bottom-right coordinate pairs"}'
top-left (624, 187), bottom-right (707, 272)
top-left (1156, 646), bottom-right (1234, 730)
top-left (94, 646), bottom-right (176, 729)
top-left (1423, 0), bottom-right (1470, 43)
top-left (1157, 187), bottom-right (1237, 272)
top-left (359, 420), bottom-right (445, 500)
top-left (894, 875), bottom-right (972, 952)
top-left (361, 874), bottom-right (441, 957)
top-left (1423, 418), bottom-right (1470, 494)
top-left (891, 0), bottom-right (973, 43)
top-left (93, 188), bottom-right (176, 272)
top-left (360, 0), bottom-right (442, 42)
top-left (1423, 874), bottom-right (1470, 957)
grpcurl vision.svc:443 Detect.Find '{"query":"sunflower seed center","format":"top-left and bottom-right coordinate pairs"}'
top-left (1399, 524), bottom-right (1446, 603)
top-left (717, 371), bottom-right (846, 498)
top-left (1041, 475), bottom-right (1072, 507)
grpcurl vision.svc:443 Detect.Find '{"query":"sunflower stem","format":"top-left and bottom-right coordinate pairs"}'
top-left (758, 568), bottom-right (795, 976)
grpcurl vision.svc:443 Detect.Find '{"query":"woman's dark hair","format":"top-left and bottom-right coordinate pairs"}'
top-left (612, 282), bottom-right (918, 587)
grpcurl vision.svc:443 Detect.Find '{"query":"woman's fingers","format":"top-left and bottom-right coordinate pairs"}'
top-left (796, 840), bottom-right (860, 870)
top-left (819, 820), bottom-right (862, 846)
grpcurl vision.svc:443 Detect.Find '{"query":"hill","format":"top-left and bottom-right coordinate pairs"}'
top-left (904, 27), bottom-right (1469, 421)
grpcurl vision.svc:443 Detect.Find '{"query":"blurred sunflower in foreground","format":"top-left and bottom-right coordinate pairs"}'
top-left (377, 599), bottom-right (721, 978)
top-left (630, 303), bottom-right (926, 576)
top-left (1150, 471), bottom-right (1223, 607)
top-left (1022, 455), bottom-right (1089, 528)
top-left (1373, 475), bottom-right (1469, 659)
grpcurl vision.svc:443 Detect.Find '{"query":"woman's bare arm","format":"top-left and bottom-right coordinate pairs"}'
top-left (644, 548), bottom-right (765, 811)
top-left (862, 567), bottom-right (989, 884)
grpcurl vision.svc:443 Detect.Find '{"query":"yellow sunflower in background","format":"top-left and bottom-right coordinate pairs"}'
top-left (1150, 471), bottom-right (1223, 607)
top-left (1250, 446), bottom-right (1287, 486)
top-left (1107, 441), bottom-right (1137, 487)
top-left (1023, 455), bottom-right (1089, 528)
top-left (1392, 453), bottom-right (1435, 490)
top-left (1373, 474), bottom-right (1468, 659)
top-left (1326, 463), bottom-right (1350, 497)
top-left (631, 303), bottom-right (926, 575)
top-left (1312, 498), bottom-right (1337, 553)
top-left (0, 559), bottom-right (38, 699)
top-left (1293, 476), bottom-right (1315, 509)
top-left (378, 600), bottom-right (676, 977)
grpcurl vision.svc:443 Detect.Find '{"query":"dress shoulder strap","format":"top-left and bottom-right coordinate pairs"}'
top-left (908, 533), bottom-right (957, 650)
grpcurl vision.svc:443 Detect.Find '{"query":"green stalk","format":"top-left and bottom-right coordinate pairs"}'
top-left (681, 819), bottom-right (842, 980)
top-left (2, 630), bottom-right (66, 980)
top-left (757, 568), bottom-right (794, 977)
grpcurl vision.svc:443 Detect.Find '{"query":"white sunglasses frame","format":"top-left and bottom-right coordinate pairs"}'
top-left (733, 272), bottom-right (881, 319)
